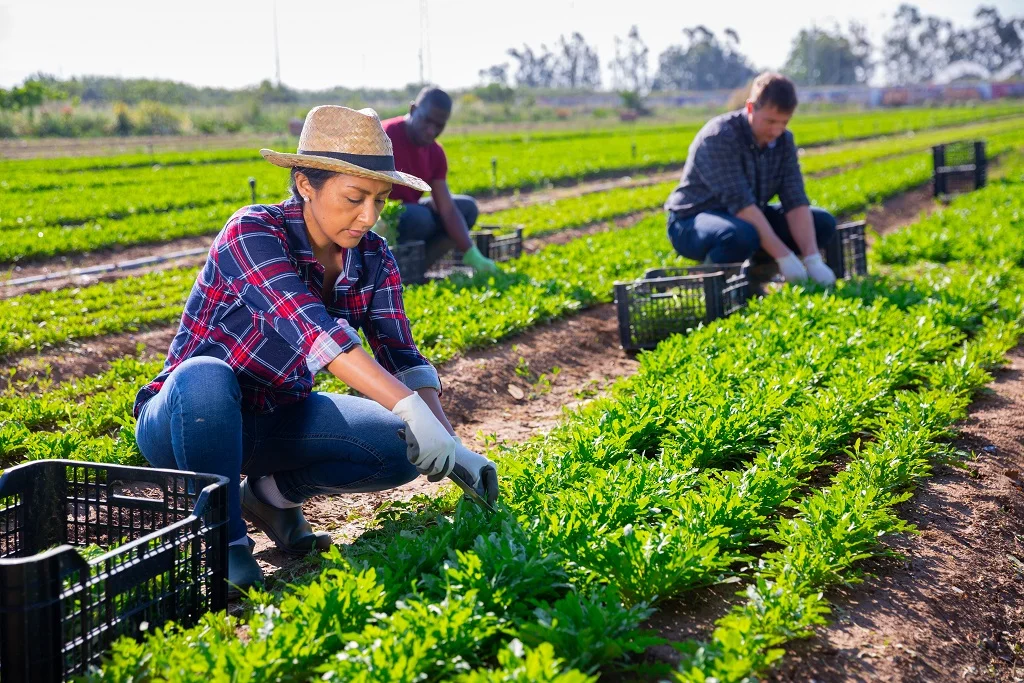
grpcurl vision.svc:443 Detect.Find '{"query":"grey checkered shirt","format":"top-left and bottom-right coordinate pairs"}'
top-left (665, 109), bottom-right (809, 219)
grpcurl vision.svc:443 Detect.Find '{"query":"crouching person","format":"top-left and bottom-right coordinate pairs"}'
top-left (133, 106), bottom-right (499, 597)
top-left (665, 72), bottom-right (837, 285)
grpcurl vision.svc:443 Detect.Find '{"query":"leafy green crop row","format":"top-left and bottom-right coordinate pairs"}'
top-left (86, 251), bottom-right (1024, 681)
top-left (4, 120), bottom-right (1022, 266)
top-left (5, 143), bottom-right (1024, 683)
top-left (875, 154), bottom-right (1024, 267)
top-left (488, 125), bottom-right (1024, 239)
top-left (4, 101), bottom-right (1020, 185)
top-left (4, 141), bottom-right (1016, 358)
top-left (2, 104), bottom-right (1022, 233)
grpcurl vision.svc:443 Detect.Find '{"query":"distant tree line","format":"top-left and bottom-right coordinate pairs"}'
top-left (477, 4), bottom-right (1021, 100)
top-left (1, 3), bottom-right (1021, 117)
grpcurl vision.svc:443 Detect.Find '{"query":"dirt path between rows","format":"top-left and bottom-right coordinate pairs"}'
top-left (250, 305), bottom-right (639, 584)
top-left (768, 345), bottom-right (1024, 683)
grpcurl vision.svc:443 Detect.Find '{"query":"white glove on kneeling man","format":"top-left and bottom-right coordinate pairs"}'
top-left (802, 253), bottom-right (837, 285)
top-left (775, 252), bottom-right (808, 283)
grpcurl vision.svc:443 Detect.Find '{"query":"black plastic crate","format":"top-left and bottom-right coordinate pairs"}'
top-left (391, 240), bottom-right (427, 285)
top-left (429, 226), bottom-right (525, 278)
top-left (0, 460), bottom-right (228, 682)
top-left (480, 225), bottom-right (524, 262)
top-left (614, 262), bottom-right (750, 351)
top-left (932, 141), bottom-right (986, 198)
top-left (825, 220), bottom-right (869, 280)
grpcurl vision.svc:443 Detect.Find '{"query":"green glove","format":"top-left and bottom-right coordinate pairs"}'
top-left (462, 245), bottom-right (499, 274)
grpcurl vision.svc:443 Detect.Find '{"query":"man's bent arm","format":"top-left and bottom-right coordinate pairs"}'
top-left (735, 204), bottom-right (791, 259)
top-left (429, 179), bottom-right (473, 251)
top-left (784, 205), bottom-right (819, 257)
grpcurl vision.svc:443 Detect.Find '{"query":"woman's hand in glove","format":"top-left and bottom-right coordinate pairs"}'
top-left (428, 436), bottom-right (499, 505)
top-left (391, 393), bottom-right (456, 478)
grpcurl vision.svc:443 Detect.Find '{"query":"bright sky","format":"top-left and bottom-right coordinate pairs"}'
top-left (0, 0), bottom-right (1019, 91)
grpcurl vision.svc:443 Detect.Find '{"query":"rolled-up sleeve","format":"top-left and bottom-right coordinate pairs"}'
top-left (363, 249), bottom-right (441, 393)
top-left (778, 139), bottom-right (810, 212)
top-left (217, 215), bottom-right (361, 374)
top-left (691, 131), bottom-right (757, 216)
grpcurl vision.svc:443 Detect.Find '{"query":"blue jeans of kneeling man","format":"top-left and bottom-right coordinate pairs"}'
top-left (668, 204), bottom-right (837, 265)
top-left (135, 356), bottom-right (418, 543)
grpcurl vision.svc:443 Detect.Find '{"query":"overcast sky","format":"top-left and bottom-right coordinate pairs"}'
top-left (0, 0), bottom-right (1019, 91)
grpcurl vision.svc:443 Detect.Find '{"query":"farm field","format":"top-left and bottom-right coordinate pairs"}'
top-left (0, 109), bottom-right (1023, 681)
top-left (1, 103), bottom-right (1024, 266)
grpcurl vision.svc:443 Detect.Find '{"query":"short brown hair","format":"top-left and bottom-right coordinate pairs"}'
top-left (749, 72), bottom-right (798, 113)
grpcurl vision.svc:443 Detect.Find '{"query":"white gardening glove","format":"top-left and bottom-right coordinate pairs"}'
top-left (429, 436), bottom-right (499, 505)
top-left (775, 252), bottom-right (808, 283)
top-left (802, 253), bottom-right (837, 286)
top-left (391, 393), bottom-right (456, 478)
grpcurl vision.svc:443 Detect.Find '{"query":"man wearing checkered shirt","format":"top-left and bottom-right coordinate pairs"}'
top-left (665, 72), bottom-right (837, 285)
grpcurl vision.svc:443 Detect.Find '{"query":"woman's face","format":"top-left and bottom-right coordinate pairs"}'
top-left (302, 173), bottom-right (392, 249)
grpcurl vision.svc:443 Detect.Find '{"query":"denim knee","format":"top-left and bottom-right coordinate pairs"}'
top-left (397, 203), bottom-right (439, 242)
top-left (167, 357), bottom-right (240, 412)
top-left (363, 412), bottom-right (418, 490)
top-left (712, 222), bottom-right (760, 263)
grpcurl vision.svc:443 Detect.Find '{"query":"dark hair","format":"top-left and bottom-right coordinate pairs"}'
top-left (749, 72), bottom-right (798, 113)
top-left (413, 86), bottom-right (452, 111)
top-left (289, 166), bottom-right (338, 202)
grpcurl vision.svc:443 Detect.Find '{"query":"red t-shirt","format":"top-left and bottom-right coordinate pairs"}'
top-left (382, 116), bottom-right (448, 204)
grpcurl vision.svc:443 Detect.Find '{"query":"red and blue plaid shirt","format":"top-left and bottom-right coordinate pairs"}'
top-left (134, 197), bottom-right (439, 416)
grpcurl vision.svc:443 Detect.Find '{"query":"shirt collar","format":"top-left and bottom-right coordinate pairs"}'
top-left (281, 197), bottom-right (319, 265)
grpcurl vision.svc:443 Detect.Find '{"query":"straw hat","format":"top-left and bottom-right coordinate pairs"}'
top-left (261, 105), bottom-right (430, 192)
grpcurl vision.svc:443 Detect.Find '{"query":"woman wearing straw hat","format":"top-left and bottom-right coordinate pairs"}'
top-left (133, 106), bottom-right (499, 595)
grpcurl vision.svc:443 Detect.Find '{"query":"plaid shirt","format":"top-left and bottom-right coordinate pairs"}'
top-left (134, 198), bottom-right (439, 417)
top-left (665, 109), bottom-right (809, 219)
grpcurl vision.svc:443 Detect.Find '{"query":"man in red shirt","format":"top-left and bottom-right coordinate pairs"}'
top-left (382, 87), bottom-right (497, 273)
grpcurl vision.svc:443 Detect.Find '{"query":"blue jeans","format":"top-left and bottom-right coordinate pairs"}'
top-left (668, 204), bottom-right (837, 264)
top-left (135, 356), bottom-right (418, 543)
top-left (398, 195), bottom-right (480, 268)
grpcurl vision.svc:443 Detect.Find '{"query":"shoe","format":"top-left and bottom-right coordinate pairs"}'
top-left (227, 543), bottom-right (264, 599)
top-left (240, 478), bottom-right (333, 556)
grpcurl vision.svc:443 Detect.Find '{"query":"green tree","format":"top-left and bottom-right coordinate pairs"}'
top-left (784, 23), bottom-right (874, 85)
top-left (609, 26), bottom-right (651, 98)
top-left (653, 26), bottom-right (756, 91)
top-left (948, 6), bottom-right (1024, 77)
top-left (554, 33), bottom-right (601, 89)
top-left (882, 4), bottom-right (955, 85)
top-left (0, 79), bottom-right (54, 112)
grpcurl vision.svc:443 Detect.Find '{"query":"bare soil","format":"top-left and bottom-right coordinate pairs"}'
top-left (866, 182), bottom-right (941, 238)
top-left (249, 304), bottom-right (638, 582)
top-left (763, 346), bottom-right (1024, 683)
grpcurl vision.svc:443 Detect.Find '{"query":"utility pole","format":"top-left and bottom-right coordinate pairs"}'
top-left (273, 1), bottom-right (282, 86)
top-left (419, 0), bottom-right (431, 84)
